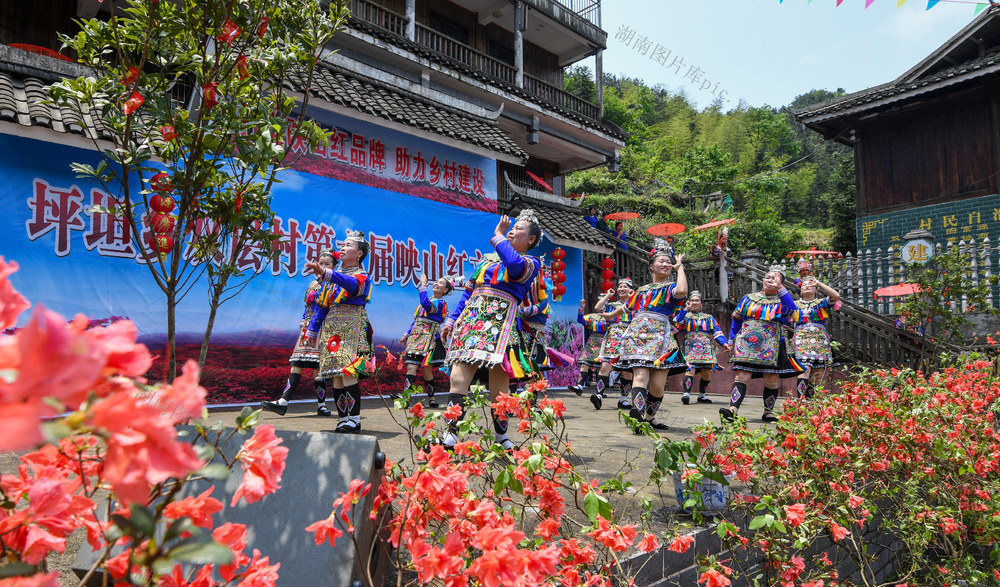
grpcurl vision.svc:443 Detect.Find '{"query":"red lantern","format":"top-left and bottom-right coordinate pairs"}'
top-left (148, 233), bottom-right (174, 254)
top-left (601, 269), bottom-right (615, 280)
top-left (601, 257), bottom-right (614, 270)
top-left (600, 280), bottom-right (614, 292)
top-left (150, 172), bottom-right (171, 191)
top-left (150, 194), bottom-right (175, 213)
top-left (553, 283), bottom-right (567, 297)
top-left (150, 213), bottom-right (175, 233)
top-left (551, 247), bottom-right (566, 261)
top-left (552, 272), bottom-right (566, 284)
top-left (551, 260), bottom-right (565, 272)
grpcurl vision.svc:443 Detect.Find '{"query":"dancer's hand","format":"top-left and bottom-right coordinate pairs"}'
top-left (724, 342), bottom-right (733, 353)
top-left (673, 254), bottom-right (685, 269)
top-left (304, 260), bottom-right (325, 277)
top-left (494, 215), bottom-right (512, 239)
top-left (419, 273), bottom-right (428, 287)
top-left (399, 335), bottom-right (407, 345)
top-left (440, 324), bottom-right (453, 343)
top-left (304, 336), bottom-right (316, 347)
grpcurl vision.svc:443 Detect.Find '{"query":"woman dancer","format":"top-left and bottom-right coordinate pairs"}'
top-left (399, 274), bottom-right (453, 407)
top-left (610, 240), bottom-right (687, 430)
top-left (514, 267), bottom-right (553, 396)
top-left (590, 278), bottom-right (636, 410)
top-left (721, 266), bottom-right (803, 423)
top-left (568, 290), bottom-right (615, 395)
top-left (791, 276), bottom-right (840, 399)
top-left (303, 229), bottom-right (373, 433)
top-left (261, 250), bottom-right (338, 417)
top-left (673, 291), bottom-right (730, 405)
top-left (440, 210), bottom-right (542, 449)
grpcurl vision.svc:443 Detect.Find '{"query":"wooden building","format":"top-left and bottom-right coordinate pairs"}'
top-left (796, 6), bottom-right (1000, 253)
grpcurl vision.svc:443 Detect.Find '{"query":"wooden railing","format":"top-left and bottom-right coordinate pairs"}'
top-left (343, 0), bottom-right (604, 122)
top-left (414, 24), bottom-right (518, 85)
top-left (552, 0), bottom-right (602, 27)
top-left (524, 74), bottom-right (601, 120)
top-left (347, 0), bottom-right (408, 37)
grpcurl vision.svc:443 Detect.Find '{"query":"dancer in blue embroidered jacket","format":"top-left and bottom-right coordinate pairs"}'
top-left (261, 250), bottom-right (338, 417)
top-left (568, 290), bottom-right (614, 395)
top-left (589, 278), bottom-right (636, 411)
top-left (302, 229), bottom-right (373, 433)
top-left (791, 276), bottom-right (840, 400)
top-left (605, 239), bottom-right (687, 431)
top-left (399, 273), bottom-right (453, 407)
top-left (440, 210), bottom-right (542, 449)
top-left (721, 266), bottom-right (803, 424)
top-left (673, 290), bottom-right (731, 406)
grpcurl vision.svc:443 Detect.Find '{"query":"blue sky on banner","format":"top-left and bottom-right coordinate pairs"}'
top-left (598, 0), bottom-right (978, 108)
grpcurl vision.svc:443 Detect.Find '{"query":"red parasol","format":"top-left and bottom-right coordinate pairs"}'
top-left (691, 218), bottom-right (736, 231)
top-left (604, 211), bottom-right (641, 221)
top-left (873, 283), bottom-right (922, 299)
top-left (647, 223), bottom-right (687, 236)
top-left (786, 249), bottom-right (844, 259)
top-left (526, 171), bottom-right (553, 192)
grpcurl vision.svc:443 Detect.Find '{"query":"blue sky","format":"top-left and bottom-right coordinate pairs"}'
top-left (597, 0), bottom-right (980, 108)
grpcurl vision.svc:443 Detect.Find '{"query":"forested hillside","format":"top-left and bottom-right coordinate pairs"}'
top-left (564, 66), bottom-right (858, 260)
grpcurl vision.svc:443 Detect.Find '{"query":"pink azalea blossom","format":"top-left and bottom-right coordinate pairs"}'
top-left (0, 572), bottom-right (59, 587)
top-left (232, 425), bottom-right (288, 506)
top-left (0, 257), bottom-right (30, 329)
top-left (667, 534), bottom-right (694, 553)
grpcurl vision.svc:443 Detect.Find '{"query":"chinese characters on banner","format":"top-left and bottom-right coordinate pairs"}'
top-left (25, 178), bottom-right (486, 282)
top-left (856, 194), bottom-right (1000, 253)
top-left (284, 115), bottom-right (493, 202)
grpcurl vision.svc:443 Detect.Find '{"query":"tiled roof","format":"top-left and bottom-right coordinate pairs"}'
top-left (0, 64), bottom-right (528, 163)
top-left (503, 194), bottom-right (613, 254)
top-left (346, 18), bottom-right (628, 142)
top-left (285, 63), bottom-right (527, 163)
top-left (795, 49), bottom-right (1000, 122)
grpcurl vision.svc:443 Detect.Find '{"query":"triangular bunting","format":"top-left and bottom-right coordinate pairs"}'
top-left (837, 0), bottom-right (845, 6)
top-left (975, 2), bottom-right (988, 14)
top-left (866, 0), bottom-right (875, 8)
top-left (926, 0), bottom-right (939, 8)
top-left (897, 0), bottom-right (907, 5)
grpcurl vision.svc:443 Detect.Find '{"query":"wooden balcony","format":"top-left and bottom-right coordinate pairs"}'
top-left (346, 0), bottom-right (602, 123)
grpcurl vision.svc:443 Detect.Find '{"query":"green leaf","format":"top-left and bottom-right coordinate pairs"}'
top-left (129, 504), bottom-right (156, 537)
top-left (583, 491), bottom-right (601, 523)
top-left (0, 562), bottom-right (35, 578)
top-left (749, 515), bottom-right (770, 530)
top-left (168, 539), bottom-right (235, 565)
top-left (194, 463), bottom-right (229, 480)
top-left (164, 517), bottom-right (199, 542)
top-left (494, 469), bottom-right (510, 494)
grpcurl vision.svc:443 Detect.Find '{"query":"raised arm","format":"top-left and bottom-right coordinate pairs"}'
top-left (672, 255), bottom-right (687, 299)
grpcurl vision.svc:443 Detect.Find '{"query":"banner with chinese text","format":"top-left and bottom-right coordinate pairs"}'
top-left (0, 132), bottom-right (582, 402)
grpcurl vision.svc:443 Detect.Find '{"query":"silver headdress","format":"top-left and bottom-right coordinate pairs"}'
top-left (516, 208), bottom-right (540, 226)
top-left (344, 229), bottom-right (365, 245)
top-left (617, 277), bottom-right (636, 289)
top-left (767, 264), bottom-right (787, 279)
top-left (688, 289), bottom-right (703, 299)
top-left (650, 238), bottom-right (674, 260)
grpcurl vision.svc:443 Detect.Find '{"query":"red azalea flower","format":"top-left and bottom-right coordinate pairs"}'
top-left (667, 534), bottom-right (694, 553)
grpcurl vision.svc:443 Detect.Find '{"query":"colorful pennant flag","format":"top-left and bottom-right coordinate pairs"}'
top-left (776, 0), bottom-right (990, 14)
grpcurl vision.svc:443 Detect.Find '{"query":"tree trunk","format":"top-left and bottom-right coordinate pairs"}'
top-left (198, 276), bottom-right (228, 371)
top-left (166, 291), bottom-right (177, 381)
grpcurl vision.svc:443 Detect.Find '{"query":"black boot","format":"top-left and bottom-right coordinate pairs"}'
top-left (591, 375), bottom-right (610, 409)
top-left (492, 408), bottom-right (514, 450)
top-left (315, 379), bottom-right (332, 416)
top-left (443, 392), bottom-right (467, 447)
top-left (697, 377), bottom-right (713, 403)
top-left (334, 384), bottom-right (362, 433)
top-left (628, 387), bottom-right (648, 422)
top-left (681, 375), bottom-right (693, 405)
top-left (644, 394), bottom-right (669, 432)
top-left (424, 379), bottom-right (438, 408)
top-left (618, 379), bottom-right (633, 410)
top-left (795, 377), bottom-right (809, 399)
top-left (720, 381), bottom-right (747, 422)
top-left (762, 385), bottom-right (780, 423)
top-left (261, 372), bottom-right (301, 415)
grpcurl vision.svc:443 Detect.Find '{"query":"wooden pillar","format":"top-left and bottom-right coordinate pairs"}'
top-left (595, 49), bottom-right (604, 119)
top-left (405, 0), bottom-right (415, 41)
top-left (514, 1), bottom-right (524, 88)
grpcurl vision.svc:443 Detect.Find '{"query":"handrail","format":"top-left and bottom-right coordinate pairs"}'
top-left (413, 23), bottom-right (517, 85)
top-left (347, 0), bottom-right (408, 37)
top-left (524, 74), bottom-right (600, 121)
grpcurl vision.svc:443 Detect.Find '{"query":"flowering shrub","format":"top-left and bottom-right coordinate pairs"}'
top-left (671, 361), bottom-right (1000, 586)
top-left (308, 382), bottom-right (671, 586)
top-left (0, 257), bottom-right (287, 585)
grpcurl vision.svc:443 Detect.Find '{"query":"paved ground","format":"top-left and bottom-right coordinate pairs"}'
top-left (210, 386), bottom-right (780, 511)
